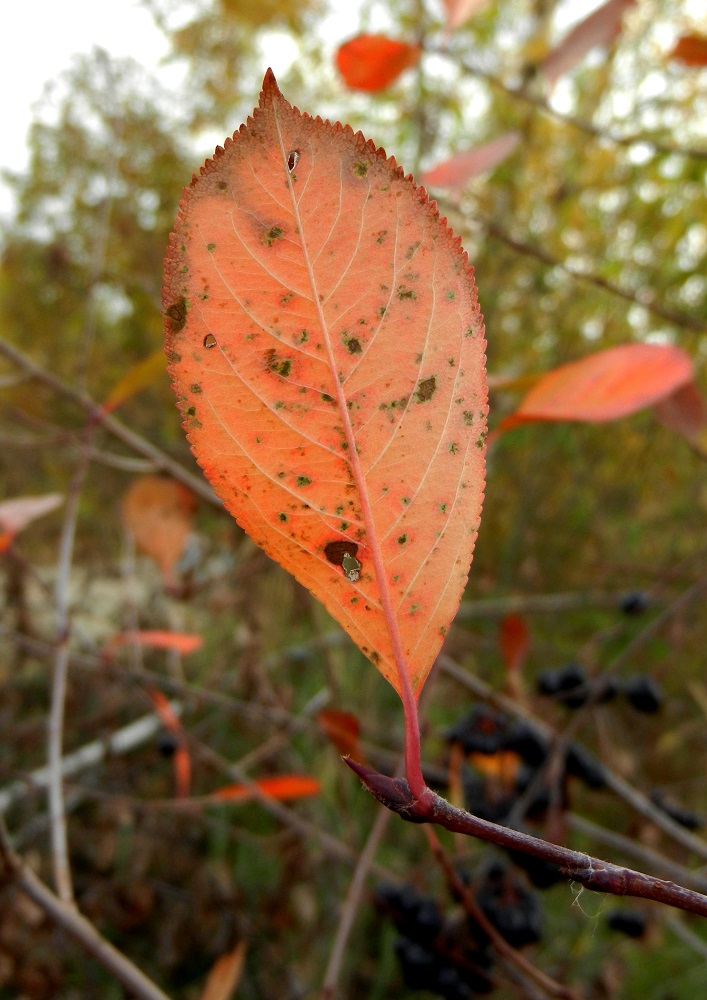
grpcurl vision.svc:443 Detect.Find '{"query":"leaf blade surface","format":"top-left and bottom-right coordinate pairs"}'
top-left (164, 72), bottom-right (487, 695)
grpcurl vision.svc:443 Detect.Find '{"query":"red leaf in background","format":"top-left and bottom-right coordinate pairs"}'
top-left (105, 630), bottom-right (204, 656)
top-left (499, 614), bottom-right (529, 673)
top-left (199, 941), bottom-right (247, 1000)
top-left (540, 0), bottom-right (636, 86)
top-left (653, 381), bottom-right (707, 453)
top-left (336, 35), bottom-right (421, 91)
top-left (500, 343), bottom-right (693, 430)
top-left (148, 688), bottom-right (191, 798)
top-left (421, 133), bottom-right (521, 192)
top-left (163, 71), bottom-right (487, 697)
top-left (499, 613), bottom-right (529, 702)
top-left (318, 708), bottom-right (363, 760)
top-left (121, 475), bottom-right (196, 588)
top-left (668, 35), bottom-right (707, 66)
top-left (0, 493), bottom-right (63, 551)
top-left (209, 775), bottom-right (321, 803)
top-left (440, 0), bottom-right (491, 31)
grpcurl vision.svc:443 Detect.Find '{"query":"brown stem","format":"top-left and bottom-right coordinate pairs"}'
top-left (345, 760), bottom-right (707, 918)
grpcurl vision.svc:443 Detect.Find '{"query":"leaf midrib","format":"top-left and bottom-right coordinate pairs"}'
top-left (271, 96), bottom-right (413, 698)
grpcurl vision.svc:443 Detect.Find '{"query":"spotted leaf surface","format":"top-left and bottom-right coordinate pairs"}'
top-left (163, 71), bottom-right (487, 696)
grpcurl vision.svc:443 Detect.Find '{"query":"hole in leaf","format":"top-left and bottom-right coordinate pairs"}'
top-left (287, 150), bottom-right (300, 171)
top-left (203, 333), bottom-right (217, 349)
top-left (324, 540), bottom-right (361, 580)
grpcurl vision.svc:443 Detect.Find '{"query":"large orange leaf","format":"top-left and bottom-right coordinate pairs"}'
top-left (163, 71), bottom-right (487, 697)
top-left (336, 35), bottom-right (421, 92)
top-left (500, 343), bottom-right (693, 430)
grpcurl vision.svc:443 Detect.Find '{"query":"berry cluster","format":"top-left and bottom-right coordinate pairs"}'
top-left (536, 664), bottom-right (664, 713)
top-left (447, 705), bottom-right (606, 829)
top-left (376, 864), bottom-right (543, 999)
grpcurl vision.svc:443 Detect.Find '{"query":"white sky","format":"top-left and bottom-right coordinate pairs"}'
top-left (1, 2), bottom-right (163, 215)
top-left (0, 0), bottom-right (365, 221)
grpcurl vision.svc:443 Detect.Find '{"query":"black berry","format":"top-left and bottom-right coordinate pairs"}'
top-left (606, 910), bottom-right (647, 938)
top-left (623, 675), bottom-right (663, 713)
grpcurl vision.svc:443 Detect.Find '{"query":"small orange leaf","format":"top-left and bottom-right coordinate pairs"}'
top-left (499, 614), bottom-right (529, 673)
top-left (318, 708), bottom-right (363, 759)
top-left (653, 381), bottom-right (707, 451)
top-left (0, 493), bottom-right (64, 547)
top-left (121, 475), bottom-right (196, 587)
top-left (173, 746), bottom-right (192, 800)
top-left (103, 349), bottom-right (167, 412)
top-left (148, 687), bottom-right (183, 734)
top-left (540, 0), bottom-right (636, 85)
top-left (106, 630), bottom-right (204, 656)
top-left (441, 0), bottom-right (491, 32)
top-left (421, 133), bottom-right (520, 192)
top-left (209, 775), bottom-right (321, 803)
top-left (336, 35), bottom-right (421, 91)
top-left (199, 941), bottom-right (247, 1000)
top-left (163, 71), bottom-right (487, 697)
top-left (668, 35), bottom-right (707, 67)
top-left (500, 343), bottom-right (693, 430)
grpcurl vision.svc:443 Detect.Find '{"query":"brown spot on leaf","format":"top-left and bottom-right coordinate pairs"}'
top-left (203, 334), bottom-right (217, 349)
top-left (165, 298), bottom-right (187, 331)
top-left (416, 375), bottom-right (437, 402)
top-left (262, 225), bottom-right (285, 246)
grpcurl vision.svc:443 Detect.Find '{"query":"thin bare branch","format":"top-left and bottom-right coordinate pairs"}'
top-left (0, 337), bottom-right (220, 507)
top-left (0, 704), bottom-right (182, 815)
top-left (474, 212), bottom-right (705, 335)
top-left (457, 589), bottom-right (656, 619)
top-left (320, 803), bottom-right (393, 999)
top-left (455, 58), bottom-right (707, 162)
top-left (47, 432), bottom-right (95, 903)
top-left (0, 818), bottom-right (173, 1000)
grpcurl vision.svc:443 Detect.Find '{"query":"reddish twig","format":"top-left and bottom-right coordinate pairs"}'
top-left (345, 759), bottom-right (707, 918)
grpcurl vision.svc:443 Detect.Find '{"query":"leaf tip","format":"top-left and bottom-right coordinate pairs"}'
top-left (261, 67), bottom-right (281, 99)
